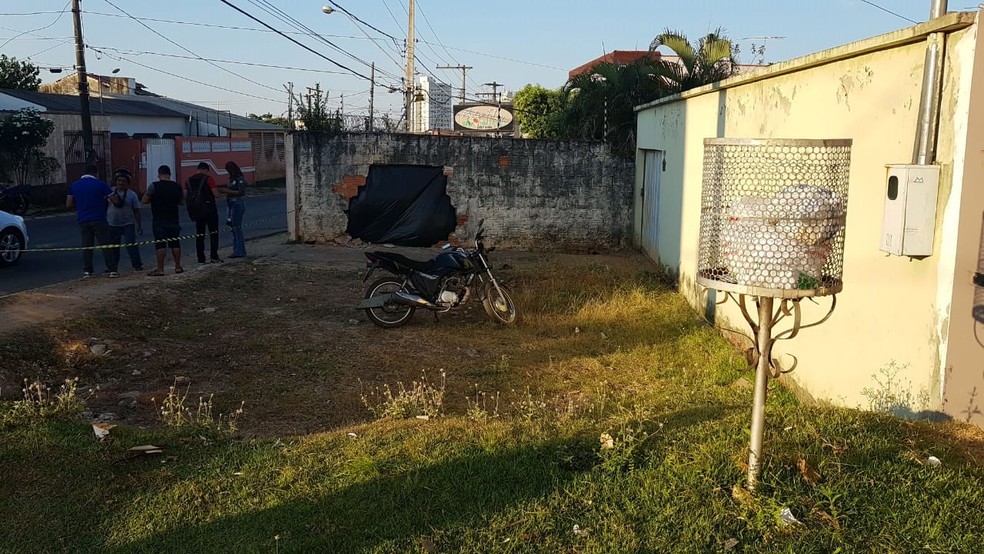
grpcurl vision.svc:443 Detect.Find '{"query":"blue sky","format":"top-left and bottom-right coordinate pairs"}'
top-left (0, 0), bottom-right (960, 119)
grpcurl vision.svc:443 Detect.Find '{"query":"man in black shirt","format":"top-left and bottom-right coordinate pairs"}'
top-left (141, 165), bottom-right (185, 275)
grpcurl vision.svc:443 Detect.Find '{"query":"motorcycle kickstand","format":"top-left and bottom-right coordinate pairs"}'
top-left (432, 311), bottom-right (440, 323)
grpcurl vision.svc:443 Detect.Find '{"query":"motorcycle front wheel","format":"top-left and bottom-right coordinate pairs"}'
top-left (482, 283), bottom-right (518, 324)
top-left (364, 277), bottom-right (415, 328)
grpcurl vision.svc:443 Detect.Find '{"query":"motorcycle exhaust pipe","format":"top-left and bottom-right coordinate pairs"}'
top-left (359, 291), bottom-right (437, 310)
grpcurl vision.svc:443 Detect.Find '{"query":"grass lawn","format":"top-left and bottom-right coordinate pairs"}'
top-left (1, 249), bottom-right (982, 553)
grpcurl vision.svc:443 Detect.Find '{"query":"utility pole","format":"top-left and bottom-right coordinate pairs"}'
top-left (285, 81), bottom-right (294, 130)
top-left (483, 81), bottom-right (503, 104)
top-left (71, 0), bottom-right (96, 166)
top-left (405, 0), bottom-right (414, 132)
top-left (437, 64), bottom-right (472, 103)
top-left (484, 81), bottom-right (503, 137)
top-left (368, 62), bottom-right (375, 131)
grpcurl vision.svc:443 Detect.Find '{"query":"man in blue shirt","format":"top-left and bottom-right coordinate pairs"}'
top-left (66, 164), bottom-right (119, 278)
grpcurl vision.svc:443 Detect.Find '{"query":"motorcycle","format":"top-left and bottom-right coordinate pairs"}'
top-left (358, 222), bottom-right (518, 328)
top-left (0, 184), bottom-right (31, 216)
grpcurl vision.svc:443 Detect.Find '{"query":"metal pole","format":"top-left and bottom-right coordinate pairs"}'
top-left (747, 295), bottom-right (774, 491)
top-left (285, 82), bottom-right (294, 130)
top-left (71, 0), bottom-right (96, 166)
top-left (369, 63), bottom-right (375, 130)
top-left (913, 0), bottom-right (947, 164)
top-left (405, 0), bottom-right (415, 132)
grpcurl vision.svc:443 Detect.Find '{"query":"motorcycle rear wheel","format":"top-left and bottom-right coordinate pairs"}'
top-left (482, 283), bottom-right (518, 324)
top-left (364, 277), bottom-right (415, 328)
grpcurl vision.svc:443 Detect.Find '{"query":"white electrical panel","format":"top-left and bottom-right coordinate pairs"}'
top-left (880, 164), bottom-right (940, 257)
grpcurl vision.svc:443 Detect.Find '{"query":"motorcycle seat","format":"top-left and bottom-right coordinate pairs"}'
top-left (370, 251), bottom-right (437, 273)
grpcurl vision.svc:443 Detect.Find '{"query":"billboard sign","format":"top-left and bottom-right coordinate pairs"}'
top-left (453, 104), bottom-right (514, 132)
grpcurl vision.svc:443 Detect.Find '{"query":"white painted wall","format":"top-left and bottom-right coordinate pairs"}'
top-left (108, 115), bottom-right (186, 137)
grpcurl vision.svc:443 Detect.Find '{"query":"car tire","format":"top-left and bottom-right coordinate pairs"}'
top-left (0, 227), bottom-right (24, 267)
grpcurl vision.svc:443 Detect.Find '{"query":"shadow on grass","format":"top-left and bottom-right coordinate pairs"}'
top-left (105, 438), bottom-right (592, 553)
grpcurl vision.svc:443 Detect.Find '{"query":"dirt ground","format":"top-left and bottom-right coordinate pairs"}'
top-left (0, 234), bottom-right (646, 437)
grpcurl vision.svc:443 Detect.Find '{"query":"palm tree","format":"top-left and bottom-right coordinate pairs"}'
top-left (550, 59), bottom-right (672, 155)
top-left (649, 28), bottom-right (739, 94)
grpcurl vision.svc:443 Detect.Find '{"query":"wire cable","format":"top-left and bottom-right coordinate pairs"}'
top-left (88, 46), bottom-right (279, 102)
top-left (103, 0), bottom-right (283, 95)
top-left (858, 0), bottom-right (918, 24)
top-left (246, 0), bottom-right (386, 76)
top-left (0, 0), bottom-right (69, 49)
top-left (217, 0), bottom-right (371, 81)
top-left (81, 10), bottom-right (368, 39)
top-left (88, 45), bottom-right (361, 77)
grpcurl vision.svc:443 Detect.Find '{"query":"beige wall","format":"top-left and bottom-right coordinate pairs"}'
top-left (635, 13), bottom-right (983, 423)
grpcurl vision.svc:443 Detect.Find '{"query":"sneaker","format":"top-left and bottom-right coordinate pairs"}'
top-left (211, 257), bottom-right (223, 263)
top-left (198, 259), bottom-right (208, 265)
top-left (106, 271), bottom-right (120, 278)
top-left (133, 265), bottom-right (144, 271)
top-left (82, 271), bottom-right (93, 279)
top-left (225, 219), bottom-right (233, 228)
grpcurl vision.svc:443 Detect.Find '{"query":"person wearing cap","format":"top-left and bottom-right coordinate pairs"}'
top-left (107, 168), bottom-right (144, 271)
top-left (66, 164), bottom-right (119, 278)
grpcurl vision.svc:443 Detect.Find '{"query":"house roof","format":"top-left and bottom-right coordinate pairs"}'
top-left (0, 88), bottom-right (187, 118)
top-left (568, 50), bottom-right (663, 80)
top-left (107, 92), bottom-right (286, 131)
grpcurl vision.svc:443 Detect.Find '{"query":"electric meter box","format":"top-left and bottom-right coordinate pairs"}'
top-left (880, 164), bottom-right (940, 257)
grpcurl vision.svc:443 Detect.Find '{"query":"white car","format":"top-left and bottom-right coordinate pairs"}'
top-left (0, 210), bottom-right (28, 266)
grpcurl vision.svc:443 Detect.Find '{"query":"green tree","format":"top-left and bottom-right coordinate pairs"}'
top-left (0, 109), bottom-right (56, 184)
top-left (0, 54), bottom-right (41, 91)
top-left (649, 28), bottom-right (739, 94)
top-left (292, 83), bottom-right (342, 132)
top-left (247, 112), bottom-right (290, 128)
top-left (513, 84), bottom-right (561, 139)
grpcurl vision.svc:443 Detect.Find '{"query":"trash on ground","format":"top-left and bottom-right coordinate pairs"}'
top-left (778, 507), bottom-right (804, 527)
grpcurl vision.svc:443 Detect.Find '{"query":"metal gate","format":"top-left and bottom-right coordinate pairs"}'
top-left (145, 138), bottom-right (175, 188)
top-left (640, 149), bottom-right (663, 261)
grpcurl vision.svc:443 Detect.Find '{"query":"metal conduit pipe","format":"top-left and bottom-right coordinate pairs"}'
top-left (913, 0), bottom-right (948, 165)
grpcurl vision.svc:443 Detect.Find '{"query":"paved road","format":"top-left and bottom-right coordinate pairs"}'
top-left (0, 192), bottom-right (287, 296)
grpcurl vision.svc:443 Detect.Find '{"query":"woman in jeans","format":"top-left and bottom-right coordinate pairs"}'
top-left (224, 161), bottom-right (247, 258)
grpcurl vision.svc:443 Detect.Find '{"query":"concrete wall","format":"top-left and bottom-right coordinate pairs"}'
top-left (287, 132), bottom-right (634, 249)
top-left (634, 12), bottom-right (984, 425)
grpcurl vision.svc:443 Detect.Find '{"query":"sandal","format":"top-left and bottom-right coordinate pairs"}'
top-left (147, 269), bottom-right (165, 276)
top-left (175, 266), bottom-right (185, 274)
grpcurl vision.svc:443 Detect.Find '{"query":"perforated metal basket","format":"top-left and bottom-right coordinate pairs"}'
top-left (697, 138), bottom-right (852, 298)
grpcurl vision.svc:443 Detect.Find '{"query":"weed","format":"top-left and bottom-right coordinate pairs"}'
top-left (0, 378), bottom-right (86, 426)
top-left (152, 380), bottom-right (244, 432)
top-left (465, 388), bottom-right (500, 422)
top-left (360, 370), bottom-right (446, 420)
top-left (861, 361), bottom-right (931, 416)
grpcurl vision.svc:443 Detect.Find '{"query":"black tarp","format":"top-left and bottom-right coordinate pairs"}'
top-left (345, 165), bottom-right (457, 247)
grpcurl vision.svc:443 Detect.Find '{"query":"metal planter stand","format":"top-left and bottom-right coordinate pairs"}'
top-left (697, 138), bottom-right (853, 491)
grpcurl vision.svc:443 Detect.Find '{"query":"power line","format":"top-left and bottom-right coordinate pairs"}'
top-left (415, 0), bottom-right (456, 67)
top-left (217, 0), bottom-right (371, 81)
top-left (88, 45), bottom-right (361, 76)
top-left (245, 0), bottom-right (385, 76)
top-left (325, 1), bottom-right (400, 43)
top-left (858, 0), bottom-right (919, 24)
top-left (322, 1), bottom-right (405, 75)
top-left (102, 0), bottom-right (283, 95)
top-left (80, 9), bottom-right (370, 39)
top-left (0, 1), bottom-right (70, 49)
top-left (88, 46), bottom-right (279, 102)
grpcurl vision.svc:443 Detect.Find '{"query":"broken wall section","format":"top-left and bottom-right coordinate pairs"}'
top-left (287, 132), bottom-right (634, 250)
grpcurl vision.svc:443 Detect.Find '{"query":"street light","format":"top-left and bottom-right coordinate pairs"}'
top-left (321, 5), bottom-right (334, 14)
